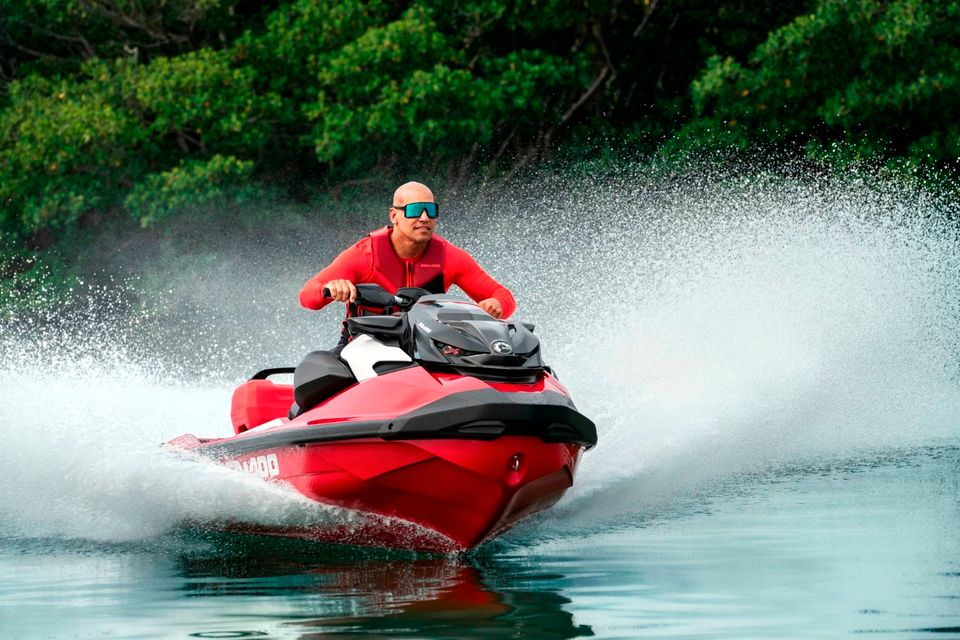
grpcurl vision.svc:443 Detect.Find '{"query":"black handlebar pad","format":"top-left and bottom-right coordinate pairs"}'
top-left (320, 283), bottom-right (430, 310)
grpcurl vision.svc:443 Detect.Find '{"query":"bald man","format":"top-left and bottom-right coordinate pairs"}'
top-left (300, 182), bottom-right (516, 350)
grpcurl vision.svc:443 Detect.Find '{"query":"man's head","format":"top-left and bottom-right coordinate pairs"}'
top-left (390, 181), bottom-right (436, 244)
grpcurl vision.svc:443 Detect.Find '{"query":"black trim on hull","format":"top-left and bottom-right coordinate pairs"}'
top-left (197, 390), bottom-right (597, 459)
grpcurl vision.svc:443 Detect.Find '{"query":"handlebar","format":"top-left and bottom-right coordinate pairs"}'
top-left (322, 283), bottom-right (429, 311)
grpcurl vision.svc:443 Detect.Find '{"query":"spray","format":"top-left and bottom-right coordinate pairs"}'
top-left (1, 163), bottom-right (957, 544)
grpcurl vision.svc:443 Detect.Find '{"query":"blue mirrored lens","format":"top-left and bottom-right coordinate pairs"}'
top-left (404, 202), bottom-right (438, 218)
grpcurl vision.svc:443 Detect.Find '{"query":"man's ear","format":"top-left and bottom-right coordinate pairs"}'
top-left (388, 208), bottom-right (397, 225)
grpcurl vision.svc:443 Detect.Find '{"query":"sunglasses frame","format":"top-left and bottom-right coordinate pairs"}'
top-left (391, 202), bottom-right (439, 219)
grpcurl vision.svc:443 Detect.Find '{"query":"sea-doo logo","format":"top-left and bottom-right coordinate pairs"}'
top-left (225, 453), bottom-right (280, 479)
top-left (491, 340), bottom-right (513, 354)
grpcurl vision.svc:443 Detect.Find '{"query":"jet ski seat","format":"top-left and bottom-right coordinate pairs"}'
top-left (290, 350), bottom-right (357, 417)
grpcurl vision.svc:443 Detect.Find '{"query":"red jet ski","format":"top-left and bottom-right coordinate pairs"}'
top-left (167, 285), bottom-right (596, 552)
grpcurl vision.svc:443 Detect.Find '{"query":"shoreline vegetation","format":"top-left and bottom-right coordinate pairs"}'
top-left (2, 0), bottom-right (959, 308)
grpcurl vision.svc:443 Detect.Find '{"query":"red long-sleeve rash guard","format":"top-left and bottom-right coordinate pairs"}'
top-left (299, 235), bottom-right (517, 318)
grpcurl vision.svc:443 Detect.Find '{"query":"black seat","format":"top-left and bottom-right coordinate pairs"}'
top-left (292, 351), bottom-right (356, 414)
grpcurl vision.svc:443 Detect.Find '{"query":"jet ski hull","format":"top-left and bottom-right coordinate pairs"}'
top-left (175, 435), bottom-right (581, 552)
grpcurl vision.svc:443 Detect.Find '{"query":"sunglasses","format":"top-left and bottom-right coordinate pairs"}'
top-left (391, 202), bottom-right (439, 219)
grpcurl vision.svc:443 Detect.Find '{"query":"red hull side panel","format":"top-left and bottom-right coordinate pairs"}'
top-left (217, 436), bottom-right (581, 551)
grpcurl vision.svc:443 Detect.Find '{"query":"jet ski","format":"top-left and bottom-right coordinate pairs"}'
top-left (166, 284), bottom-right (596, 552)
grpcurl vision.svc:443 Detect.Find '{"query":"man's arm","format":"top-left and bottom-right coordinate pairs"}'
top-left (299, 242), bottom-right (372, 310)
top-left (445, 244), bottom-right (517, 319)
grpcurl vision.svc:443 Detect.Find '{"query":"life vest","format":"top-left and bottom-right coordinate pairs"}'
top-left (343, 227), bottom-right (448, 321)
top-left (368, 226), bottom-right (447, 294)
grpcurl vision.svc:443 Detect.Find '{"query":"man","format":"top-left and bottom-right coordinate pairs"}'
top-left (299, 181), bottom-right (516, 349)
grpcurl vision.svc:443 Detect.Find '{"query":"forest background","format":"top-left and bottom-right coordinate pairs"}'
top-left (2, 0), bottom-right (959, 303)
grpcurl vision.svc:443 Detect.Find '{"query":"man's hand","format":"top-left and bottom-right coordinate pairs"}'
top-left (478, 298), bottom-right (503, 319)
top-left (324, 279), bottom-right (357, 303)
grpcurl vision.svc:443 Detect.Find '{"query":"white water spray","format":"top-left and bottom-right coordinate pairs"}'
top-left (462, 169), bottom-right (960, 526)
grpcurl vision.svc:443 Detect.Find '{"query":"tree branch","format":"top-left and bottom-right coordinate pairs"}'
top-left (633, 0), bottom-right (660, 38)
top-left (462, 8), bottom-right (504, 51)
top-left (8, 19), bottom-right (96, 58)
top-left (78, 0), bottom-right (192, 47)
top-left (177, 129), bottom-right (205, 151)
top-left (0, 35), bottom-right (47, 59)
top-left (499, 99), bottom-right (555, 187)
top-left (499, 134), bottom-right (542, 186)
top-left (491, 125), bottom-right (518, 165)
top-left (592, 23), bottom-right (617, 80)
top-left (560, 65), bottom-right (610, 125)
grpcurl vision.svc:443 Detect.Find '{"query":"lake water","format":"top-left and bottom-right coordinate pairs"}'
top-left (1, 445), bottom-right (957, 638)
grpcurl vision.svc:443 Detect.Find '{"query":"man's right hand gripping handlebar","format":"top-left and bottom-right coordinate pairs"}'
top-left (322, 280), bottom-right (357, 303)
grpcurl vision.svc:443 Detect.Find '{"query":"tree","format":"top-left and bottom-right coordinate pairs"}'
top-left (678, 0), bottom-right (960, 165)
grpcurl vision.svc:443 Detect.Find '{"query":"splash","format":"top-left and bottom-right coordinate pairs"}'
top-left (456, 167), bottom-right (960, 527)
top-left (1, 162), bottom-right (958, 544)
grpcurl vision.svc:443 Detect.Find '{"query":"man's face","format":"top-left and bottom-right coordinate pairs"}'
top-left (390, 185), bottom-right (436, 244)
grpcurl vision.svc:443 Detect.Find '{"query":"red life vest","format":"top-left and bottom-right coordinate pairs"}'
top-left (368, 227), bottom-right (447, 294)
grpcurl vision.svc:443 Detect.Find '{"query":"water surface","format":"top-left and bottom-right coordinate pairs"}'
top-left (2, 445), bottom-right (956, 639)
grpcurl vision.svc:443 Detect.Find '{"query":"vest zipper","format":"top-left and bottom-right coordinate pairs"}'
top-left (405, 261), bottom-right (413, 287)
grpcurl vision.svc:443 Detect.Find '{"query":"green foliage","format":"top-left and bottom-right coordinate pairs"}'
top-left (125, 154), bottom-right (254, 227)
top-left (0, 48), bottom-right (266, 236)
top-left (238, 0), bottom-right (602, 178)
top-left (679, 0), bottom-right (960, 165)
top-left (0, 67), bottom-right (142, 233)
top-left (3, 0), bottom-right (957, 301)
top-left (233, 0), bottom-right (392, 135)
top-left (127, 49), bottom-right (272, 153)
top-left (304, 4), bottom-right (585, 171)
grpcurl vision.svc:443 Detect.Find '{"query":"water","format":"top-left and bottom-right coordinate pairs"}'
top-left (2, 447), bottom-right (957, 638)
top-left (1, 166), bottom-right (958, 637)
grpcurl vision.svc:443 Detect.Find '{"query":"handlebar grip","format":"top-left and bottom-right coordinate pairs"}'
top-left (322, 287), bottom-right (331, 299)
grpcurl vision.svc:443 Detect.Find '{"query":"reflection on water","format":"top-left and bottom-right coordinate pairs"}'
top-left (176, 536), bottom-right (592, 639)
top-left (0, 533), bottom-right (593, 638)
